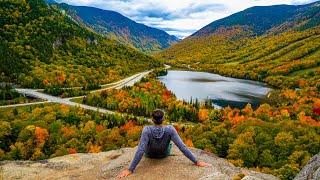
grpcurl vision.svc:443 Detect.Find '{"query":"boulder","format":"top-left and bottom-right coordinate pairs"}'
top-left (294, 152), bottom-right (320, 180)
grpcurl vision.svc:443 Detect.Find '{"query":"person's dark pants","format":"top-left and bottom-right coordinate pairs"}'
top-left (144, 143), bottom-right (172, 158)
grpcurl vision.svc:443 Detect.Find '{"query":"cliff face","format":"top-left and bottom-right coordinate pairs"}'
top-left (1, 145), bottom-right (278, 180)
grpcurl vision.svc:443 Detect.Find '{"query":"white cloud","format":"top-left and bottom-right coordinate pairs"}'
top-left (56, 0), bottom-right (318, 38)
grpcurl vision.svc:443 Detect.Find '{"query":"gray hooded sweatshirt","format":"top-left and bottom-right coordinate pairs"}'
top-left (128, 125), bottom-right (198, 172)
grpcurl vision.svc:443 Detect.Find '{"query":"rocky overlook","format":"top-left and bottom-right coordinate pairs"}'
top-left (1, 145), bottom-right (278, 180)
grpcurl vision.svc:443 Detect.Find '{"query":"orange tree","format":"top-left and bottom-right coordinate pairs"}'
top-left (0, 104), bottom-right (147, 160)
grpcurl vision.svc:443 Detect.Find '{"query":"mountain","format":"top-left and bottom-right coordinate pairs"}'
top-left (0, 0), bottom-right (160, 88)
top-left (192, 1), bottom-right (320, 37)
top-left (157, 1), bottom-right (320, 89)
top-left (1, 146), bottom-right (278, 179)
top-left (56, 4), bottom-right (179, 53)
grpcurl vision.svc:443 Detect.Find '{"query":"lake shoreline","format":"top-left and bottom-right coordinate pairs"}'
top-left (158, 70), bottom-right (272, 109)
top-left (165, 64), bottom-right (279, 89)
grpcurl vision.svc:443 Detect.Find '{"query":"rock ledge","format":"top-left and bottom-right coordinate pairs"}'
top-left (1, 146), bottom-right (279, 180)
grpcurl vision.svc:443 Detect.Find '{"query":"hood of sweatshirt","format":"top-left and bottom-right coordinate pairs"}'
top-left (151, 126), bottom-right (165, 139)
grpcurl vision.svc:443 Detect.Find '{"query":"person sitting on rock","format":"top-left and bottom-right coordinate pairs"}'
top-left (118, 109), bottom-right (212, 178)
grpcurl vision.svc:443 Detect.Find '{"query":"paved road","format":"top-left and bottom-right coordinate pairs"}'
top-left (0, 70), bottom-right (152, 113)
top-left (0, 101), bottom-right (49, 108)
top-left (11, 88), bottom-right (116, 114)
top-left (0, 65), bottom-right (172, 114)
top-left (91, 70), bottom-right (151, 93)
top-left (66, 70), bottom-right (152, 100)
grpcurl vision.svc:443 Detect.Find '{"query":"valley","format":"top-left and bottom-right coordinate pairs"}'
top-left (157, 28), bottom-right (320, 89)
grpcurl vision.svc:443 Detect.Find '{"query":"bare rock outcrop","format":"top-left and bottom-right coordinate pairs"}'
top-left (294, 152), bottom-right (320, 180)
top-left (1, 145), bottom-right (279, 180)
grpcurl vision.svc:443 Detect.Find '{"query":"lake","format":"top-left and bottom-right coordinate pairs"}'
top-left (158, 70), bottom-right (272, 109)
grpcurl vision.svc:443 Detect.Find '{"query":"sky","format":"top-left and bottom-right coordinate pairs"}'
top-left (56, 0), bottom-right (318, 39)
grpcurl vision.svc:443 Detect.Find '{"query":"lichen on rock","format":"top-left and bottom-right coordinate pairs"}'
top-left (294, 152), bottom-right (320, 180)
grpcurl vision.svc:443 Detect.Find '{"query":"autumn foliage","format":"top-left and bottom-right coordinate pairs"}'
top-left (35, 127), bottom-right (49, 145)
top-left (198, 108), bottom-right (209, 122)
top-left (83, 76), bottom-right (213, 122)
top-left (1, 69), bottom-right (319, 180)
top-left (0, 0), bottom-right (161, 88)
top-left (157, 27), bottom-right (320, 90)
top-left (0, 104), bottom-right (146, 160)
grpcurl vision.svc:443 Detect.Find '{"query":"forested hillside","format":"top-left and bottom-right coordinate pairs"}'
top-left (157, 1), bottom-right (320, 90)
top-left (0, 0), bottom-right (160, 88)
top-left (192, 1), bottom-right (320, 37)
top-left (158, 27), bottom-right (320, 89)
top-left (157, 2), bottom-right (320, 88)
top-left (57, 4), bottom-right (179, 53)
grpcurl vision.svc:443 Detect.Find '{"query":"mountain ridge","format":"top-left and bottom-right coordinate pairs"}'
top-left (157, 1), bottom-right (320, 89)
top-left (191, 1), bottom-right (320, 37)
top-left (55, 3), bottom-right (179, 53)
top-left (0, 0), bottom-right (160, 88)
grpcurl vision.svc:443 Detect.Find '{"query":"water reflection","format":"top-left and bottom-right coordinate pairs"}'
top-left (158, 70), bottom-right (272, 109)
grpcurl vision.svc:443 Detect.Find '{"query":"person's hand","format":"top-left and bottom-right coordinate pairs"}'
top-left (195, 161), bottom-right (212, 167)
top-left (117, 169), bottom-right (132, 178)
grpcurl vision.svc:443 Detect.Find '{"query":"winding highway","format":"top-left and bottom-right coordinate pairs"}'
top-left (0, 64), bottom-right (171, 115)
top-left (0, 70), bottom-right (152, 114)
